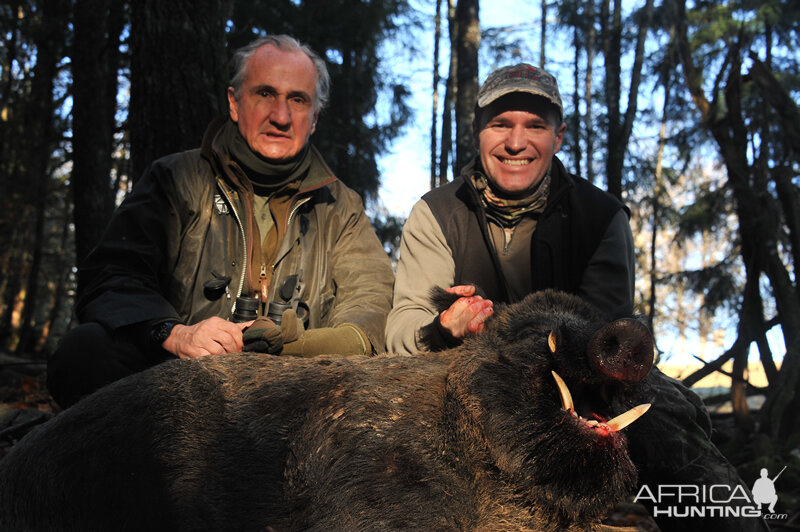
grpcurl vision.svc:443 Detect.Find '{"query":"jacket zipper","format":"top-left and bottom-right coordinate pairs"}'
top-left (217, 181), bottom-right (248, 315)
top-left (261, 196), bottom-right (311, 303)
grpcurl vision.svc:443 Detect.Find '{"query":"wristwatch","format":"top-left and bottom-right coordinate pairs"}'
top-left (150, 320), bottom-right (179, 346)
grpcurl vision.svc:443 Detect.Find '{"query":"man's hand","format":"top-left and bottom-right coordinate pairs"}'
top-left (162, 317), bottom-right (252, 359)
top-left (438, 285), bottom-right (494, 340)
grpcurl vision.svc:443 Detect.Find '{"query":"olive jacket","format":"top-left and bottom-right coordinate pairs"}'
top-left (77, 119), bottom-right (394, 352)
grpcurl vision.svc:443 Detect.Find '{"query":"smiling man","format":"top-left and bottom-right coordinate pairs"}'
top-left (47, 35), bottom-right (394, 408)
top-left (385, 66), bottom-right (769, 532)
top-left (386, 63), bottom-right (635, 353)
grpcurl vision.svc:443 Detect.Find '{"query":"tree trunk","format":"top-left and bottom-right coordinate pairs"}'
top-left (0, 8), bottom-right (24, 348)
top-left (584, 0), bottom-right (596, 185)
top-left (431, 0), bottom-right (442, 190)
top-left (748, 55), bottom-right (800, 273)
top-left (720, 48), bottom-right (800, 439)
top-left (14, 0), bottom-right (70, 354)
top-left (14, 179), bottom-right (46, 355)
top-left (602, 0), bottom-right (653, 200)
top-left (540, 0), bottom-right (547, 67)
top-left (0, 5), bottom-right (20, 176)
top-left (454, 0), bottom-right (479, 176)
top-left (674, 0), bottom-right (800, 438)
top-left (748, 53), bottom-right (800, 157)
top-left (440, 0), bottom-right (457, 183)
top-left (599, 0), bottom-right (618, 193)
top-left (730, 271), bottom-right (764, 429)
top-left (570, 22), bottom-right (582, 177)
top-left (647, 80), bottom-right (670, 334)
top-left (129, 0), bottom-right (230, 183)
top-left (39, 200), bottom-right (74, 353)
top-left (71, 0), bottom-right (125, 295)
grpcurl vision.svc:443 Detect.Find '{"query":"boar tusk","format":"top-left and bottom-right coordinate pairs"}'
top-left (606, 403), bottom-right (651, 432)
top-left (551, 371), bottom-right (574, 412)
top-left (548, 331), bottom-right (557, 353)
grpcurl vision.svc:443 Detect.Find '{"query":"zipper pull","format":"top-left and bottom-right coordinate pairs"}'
top-left (259, 264), bottom-right (269, 303)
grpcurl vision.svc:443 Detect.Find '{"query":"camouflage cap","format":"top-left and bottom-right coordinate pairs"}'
top-left (476, 63), bottom-right (563, 117)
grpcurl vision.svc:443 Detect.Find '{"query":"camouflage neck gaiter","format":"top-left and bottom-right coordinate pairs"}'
top-left (471, 166), bottom-right (552, 228)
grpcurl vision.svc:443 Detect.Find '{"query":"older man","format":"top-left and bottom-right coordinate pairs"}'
top-left (48, 35), bottom-right (393, 408)
top-left (386, 63), bottom-right (634, 354)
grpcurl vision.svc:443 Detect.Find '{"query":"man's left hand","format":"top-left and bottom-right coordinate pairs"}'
top-left (438, 285), bottom-right (494, 339)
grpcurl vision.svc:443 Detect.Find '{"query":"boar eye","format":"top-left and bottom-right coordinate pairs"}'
top-left (548, 331), bottom-right (557, 353)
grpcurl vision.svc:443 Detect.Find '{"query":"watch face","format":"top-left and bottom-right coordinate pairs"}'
top-left (152, 321), bottom-right (177, 345)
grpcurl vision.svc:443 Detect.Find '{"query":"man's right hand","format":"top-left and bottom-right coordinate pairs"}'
top-left (438, 285), bottom-right (494, 340)
top-left (162, 317), bottom-right (252, 359)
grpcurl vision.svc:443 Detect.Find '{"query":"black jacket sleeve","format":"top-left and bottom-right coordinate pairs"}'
top-left (76, 161), bottom-right (182, 331)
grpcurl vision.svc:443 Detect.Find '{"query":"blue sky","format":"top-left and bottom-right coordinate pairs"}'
top-left (378, 0), bottom-right (541, 218)
top-left (372, 1), bottom-right (787, 370)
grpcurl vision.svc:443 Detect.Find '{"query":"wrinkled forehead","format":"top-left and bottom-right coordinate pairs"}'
top-left (245, 44), bottom-right (318, 96)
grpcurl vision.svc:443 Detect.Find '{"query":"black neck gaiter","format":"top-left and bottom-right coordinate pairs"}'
top-left (219, 120), bottom-right (311, 194)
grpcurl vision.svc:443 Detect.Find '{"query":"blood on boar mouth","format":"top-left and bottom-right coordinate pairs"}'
top-left (547, 326), bottom-right (652, 433)
top-left (551, 370), bottom-right (650, 432)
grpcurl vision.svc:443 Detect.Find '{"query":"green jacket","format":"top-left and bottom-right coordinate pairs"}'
top-left (77, 119), bottom-right (394, 352)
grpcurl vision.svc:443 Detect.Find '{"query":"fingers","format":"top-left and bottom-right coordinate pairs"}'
top-left (467, 302), bottom-right (494, 334)
top-left (439, 296), bottom-right (494, 339)
top-left (445, 284), bottom-right (477, 297)
top-left (164, 317), bottom-right (246, 359)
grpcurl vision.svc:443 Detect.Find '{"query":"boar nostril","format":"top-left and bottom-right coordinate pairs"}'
top-left (588, 318), bottom-right (654, 383)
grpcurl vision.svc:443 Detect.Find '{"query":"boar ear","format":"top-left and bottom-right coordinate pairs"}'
top-left (428, 287), bottom-right (458, 313)
top-left (428, 286), bottom-right (459, 313)
top-left (427, 284), bottom-right (486, 313)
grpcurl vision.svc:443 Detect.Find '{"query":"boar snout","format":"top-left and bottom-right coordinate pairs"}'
top-left (588, 318), bottom-right (654, 383)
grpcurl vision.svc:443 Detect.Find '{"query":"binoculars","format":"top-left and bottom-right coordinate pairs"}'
top-left (232, 296), bottom-right (259, 323)
top-left (231, 273), bottom-right (308, 326)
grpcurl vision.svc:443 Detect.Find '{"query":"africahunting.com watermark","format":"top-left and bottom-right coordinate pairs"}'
top-left (634, 466), bottom-right (789, 520)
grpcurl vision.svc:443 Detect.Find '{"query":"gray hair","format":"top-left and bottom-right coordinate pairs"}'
top-left (229, 35), bottom-right (330, 114)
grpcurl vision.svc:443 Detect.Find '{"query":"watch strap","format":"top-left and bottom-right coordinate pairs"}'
top-left (150, 320), bottom-right (179, 346)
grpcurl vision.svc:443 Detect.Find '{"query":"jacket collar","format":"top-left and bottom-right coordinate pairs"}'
top-left (541, 156), bottom-right (573, 216)
top-left (201, 116), bottom-right (337, 196)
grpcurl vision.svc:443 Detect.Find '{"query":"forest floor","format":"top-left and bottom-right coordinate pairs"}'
top-left (0, 351), bottom-right (797, 530)
top-left (0, 353), bottom-right (58, 458)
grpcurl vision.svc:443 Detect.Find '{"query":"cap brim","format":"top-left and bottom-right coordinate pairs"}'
top-left (477, 86), bottom-right (561, 111)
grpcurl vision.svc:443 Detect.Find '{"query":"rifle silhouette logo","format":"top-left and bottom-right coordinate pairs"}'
top-left (752, 466), bottom-right (786, 514)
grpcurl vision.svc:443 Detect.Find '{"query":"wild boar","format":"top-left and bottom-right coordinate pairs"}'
top-left (0, 289), bottom-right (654, 531)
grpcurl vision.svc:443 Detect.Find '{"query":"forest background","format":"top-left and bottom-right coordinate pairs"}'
top-left (1, 0), bottom-right (799, 518)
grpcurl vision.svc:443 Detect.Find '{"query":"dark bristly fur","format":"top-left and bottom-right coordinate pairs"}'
top-left (428, 284), bottom-right (487, 313)
top-left (0, 290), bottom-right (654, 531)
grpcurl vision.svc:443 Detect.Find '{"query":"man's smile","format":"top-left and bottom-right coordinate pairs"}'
top-left (498, 157), bottom-right (533, 166)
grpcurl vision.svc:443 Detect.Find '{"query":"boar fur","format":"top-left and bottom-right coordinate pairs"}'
top-left (0, 289), bottom-right (655, 531)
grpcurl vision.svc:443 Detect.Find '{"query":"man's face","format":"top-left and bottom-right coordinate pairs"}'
top-left (228, 45), bottom-right (318, 162)
top-left (476, 94), bottom-right (565, 196)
